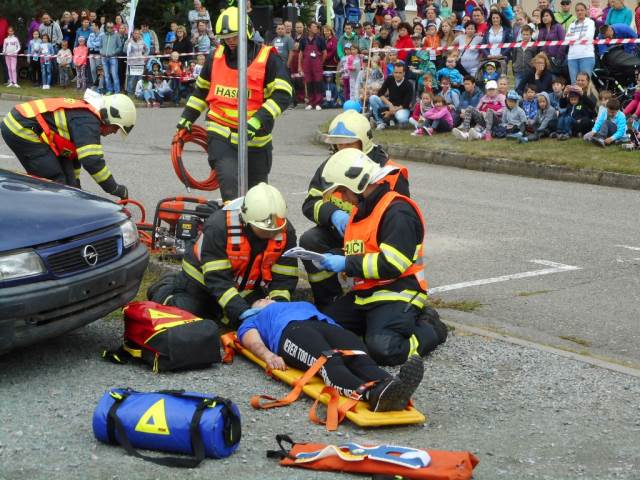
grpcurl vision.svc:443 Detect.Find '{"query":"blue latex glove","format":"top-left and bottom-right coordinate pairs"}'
top-left (239, 308), bottom-right (261, 321)
top-left (320, 253), bottom-right (346, 273)
top-left (331, 210), bottom-right (350, 236)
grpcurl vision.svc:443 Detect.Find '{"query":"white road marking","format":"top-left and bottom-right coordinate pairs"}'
top-left (0, 154), bottom-right (15, 159)
top-left (615, 244), bottom-right (640, 251)
top-left (429, 260), bottom-right (581, 294)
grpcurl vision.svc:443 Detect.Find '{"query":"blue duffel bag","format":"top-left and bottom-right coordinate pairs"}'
top-left (93, 388), bottom-right (241, 468)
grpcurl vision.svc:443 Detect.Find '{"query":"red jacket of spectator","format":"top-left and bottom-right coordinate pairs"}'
top-left (0, 17), bottom-right (9, 51)
top-left (395, 35), bottom-right (414, 61)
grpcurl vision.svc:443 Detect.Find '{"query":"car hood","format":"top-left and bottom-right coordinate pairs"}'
top-left (0, 170), bottom-right (127, 251)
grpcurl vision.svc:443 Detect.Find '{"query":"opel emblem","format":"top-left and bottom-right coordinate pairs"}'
top-left (82, 245), bottom-right (99, 266)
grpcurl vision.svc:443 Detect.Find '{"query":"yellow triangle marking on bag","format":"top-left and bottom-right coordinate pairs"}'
top-left (148, 309), bottom-right (184, 320)
top-left (134, 399), bottom-right (171, 435)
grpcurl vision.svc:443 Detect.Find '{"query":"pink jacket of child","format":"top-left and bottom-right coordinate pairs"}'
top-left (478, 93), bottom-right (506, 114)
top-left (73, 45), bottom-right (88, 66)
top-left (424, 105), bottom-right (454, 127)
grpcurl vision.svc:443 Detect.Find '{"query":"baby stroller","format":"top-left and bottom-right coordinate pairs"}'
top-left (346, 6), bottom-right (361, 25)
top-left (474, 58), bottom-right (504, 90)
top-left (593, 46), bottom-right (640, 105)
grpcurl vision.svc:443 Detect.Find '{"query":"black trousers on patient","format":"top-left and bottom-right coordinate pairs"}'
top-left (277, 320), bottom-right (391, 398)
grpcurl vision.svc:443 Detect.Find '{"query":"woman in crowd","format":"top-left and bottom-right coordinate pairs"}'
top-left (521, 52), bottom-right (554, 93)
top-left (536, 8), bottom-right (566, 77)
top-left (575, 70), bottom-right (599, 109)
top-left (482, 11), bottom-right (512, 72)
top-left (439, 20), bottom-right (457, 50)
top-left (453, 21), bottom-right (483, 76)
top-left (565, 2), bottom-right (596, 83)
top-left (323, 25), bottom-right (339, 72)
top-left (395, 22), bottom-right (414, 61)
top-left (514, 11), bottom-right (537, 40)
top-left (376, 26), bottom-right (393, 47)
top-left (172, 25), bottom-right (193, 57)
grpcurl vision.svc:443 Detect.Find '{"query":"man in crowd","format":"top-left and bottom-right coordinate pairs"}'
top-left (0, 94), bottom-right (134, 198)
top-left (99, 21), bottom-right (123, 95)
top-left (472, 8), bottom-right (489, 35)
top-left (554, 0), bottom-right (576, 31)
top-left (176, 6), bottom-right (292, 201)
top-left (316, 149), bottom-right (446, 366)
top-left (148, 183), bottom-right (298, 329)
top-left (369, 63), bottom-right (414, 130)
top-left (598, 23), bottom-right (638, 55)
top-left (272, 23), bottom-right (295, 68)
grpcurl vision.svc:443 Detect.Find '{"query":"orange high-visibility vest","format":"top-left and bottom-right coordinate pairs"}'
top-left (343, 190), bottom-right (426, 292)
top-left (192, 209), bottom-right (286, 290)
top-left (205, 44), bottom-right (273, 129)
top-left (15, 98), bottom-right (102, 160)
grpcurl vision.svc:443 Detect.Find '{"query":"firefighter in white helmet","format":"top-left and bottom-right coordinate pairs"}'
top-left (1, 93), bottom-right (136, 198)
top-left (315, 148), bottom-right (446, 366)
top-left (148, 183), bottom-right (299, 328)
top-left (300, 110), bottom-right (410, 307)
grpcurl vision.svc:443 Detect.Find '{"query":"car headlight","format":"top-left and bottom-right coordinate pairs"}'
top-left (120, 220), bottom-right (139, 248)
top-left (0, 250), bottom-right (46, 281)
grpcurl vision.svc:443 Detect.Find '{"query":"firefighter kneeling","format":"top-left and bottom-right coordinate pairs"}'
top-left (0, 93), bottom-right (135, 198)
top-left (317, 149), bottom-right (447, 366)
top-left (147, 183), bottom-right (298, 329)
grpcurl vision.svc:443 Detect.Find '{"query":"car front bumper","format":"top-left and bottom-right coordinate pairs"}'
top-left (0, 244), bottom-right (149, 354)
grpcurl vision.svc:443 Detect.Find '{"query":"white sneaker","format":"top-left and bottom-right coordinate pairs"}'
top-left (315, 105), bottom-right (322, 111)
top-left (43, 84), bottom-right (50, 90)
top-left (305, 104), bottom-right (313, 110)
top-left (452, 128), bottom-right (469, 140)
top-left (13, 83), bottom-right (20, 88)
top-left (376, 123), bottom-right (386, 130)
top-left (468, 128), bottom-right (483, 141)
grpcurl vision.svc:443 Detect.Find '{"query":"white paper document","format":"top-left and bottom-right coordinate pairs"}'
top-left (282, 247), bottom-right (326, 263)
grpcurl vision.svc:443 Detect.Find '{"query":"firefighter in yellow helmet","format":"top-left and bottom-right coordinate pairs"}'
top-left (0, 93), bottom-right (135, 198)
top-left (148, 183), bottom-right (299, 328)
top-left (314, 148), bottom-right (446, 366)
top-left (176, 6), bottom-right (293, 201)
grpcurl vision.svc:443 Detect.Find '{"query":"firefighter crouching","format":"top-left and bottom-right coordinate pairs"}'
top-left (300, 110), bottom-right (410, 308)
top-left (147, 183), bottom-right (299, 328)
top-left (175, 6), bottom-right (293, 201)
top-left (0, 94), bottom-right (135, 199)
top-left (316, 148), bottom-right (447, 366)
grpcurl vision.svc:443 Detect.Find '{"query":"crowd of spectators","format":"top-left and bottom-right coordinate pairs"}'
top-left (2, 0), bottom-right (640, 147)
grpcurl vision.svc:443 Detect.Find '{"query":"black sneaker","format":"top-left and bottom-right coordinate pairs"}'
top-left (368, 355), bottom-right (424, 412)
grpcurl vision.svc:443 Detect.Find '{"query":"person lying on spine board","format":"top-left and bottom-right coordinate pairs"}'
top-left (237, 299), bottom-right (424, 412)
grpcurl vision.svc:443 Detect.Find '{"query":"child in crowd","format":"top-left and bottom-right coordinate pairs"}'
top-left (384, 49), bottom-right (402, 76)
top-left (498, 75), bottom-right (509, 97)
top-left (549, 77), bottom-right (566, 111)
top-left (584, 98), bottom-right (628, 147)
top-left (39, 33), bottom-right (54, 90)
top-left (2, 26), bottom-right (21, 88)
top-left (438, 75), bottom-right (460, 115)
top-left (410, 91), bottom-right (434, 133)
top-left (345, 44), bottom-right (362, 102)
top-left (452, 80), bottom-right (505, 141)
top-left (440, 0), bottom-right (453, 19)
top-left (419, 95), bottom-right (454, 136)
top-left (193, 54), bottom-right (206, 77)
top-left (457, 75), bottom-right (482, 125)
top-left (518, 92), bottom-right (557, 142)
top-left (94, 64), bottom-right (105, 93)
top-left (135, 75), bottom-right (156, 107)
top-left (73, 36), bottom-right (89, 90)
top-left (623, 72), bottom-right (640, 119)
top-left (321, 72), bottom-right (341, 109)
top-left (165, 22), bottom-right (178, 48)
top-left (27, 30), bottom-right (42, 86)
top-left (436, 54), bottom-right (463, 89)
top-left (422, 23), bottom-right (440, 61)
top-left (480, 61), bottom-right (500, 84)
top-left (588, 0), bottom-right (604, 22)
top-left (167, 51), bottom-right (183, 106)
top-left (498, 90), bottom-right (528, 139)
top-left (553, 85), bottom-right (595, 140)
top-left (151, 62), bottom-right (173, 105)
top-left (511, 25), bottom-right (535, 93)
top-left (521, 84), bottom-right (538, 130)
top-left (596, 90), bottom-right (612, 116)
top-left (622, 117), bottom-right (640, 150)
top-left (406, 34), bottom-right (424, 80)
top-left (418, 72), bottom-right (435, 96)
top-left (57, 40), bottom-right (73, 88)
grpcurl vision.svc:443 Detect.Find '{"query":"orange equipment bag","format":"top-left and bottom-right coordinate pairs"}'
top-left (267, 434), bottom-right (479, 480)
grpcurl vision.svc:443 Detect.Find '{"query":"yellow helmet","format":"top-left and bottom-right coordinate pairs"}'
top-left (215, 6), bottom-right (254, 39)
top-left (324, 110), bottom-right (375, 154)
top-left (241, 183), bottom-right (287, 231)
top-left (320, 148), bottom-right (380, 195)
top-left (100, 94), bottom-right (136, 136)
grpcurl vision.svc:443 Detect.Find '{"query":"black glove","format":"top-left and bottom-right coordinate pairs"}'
top-left (176, 118), bottom-right (192, 133)
top-left (112, 184), bottom-right (128, 200)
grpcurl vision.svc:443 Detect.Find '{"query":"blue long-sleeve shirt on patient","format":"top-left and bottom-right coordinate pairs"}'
top-left (237, 301), bottom-right (339, 353)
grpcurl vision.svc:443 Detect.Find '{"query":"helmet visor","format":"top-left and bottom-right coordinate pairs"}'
top-left (323, 134), bottom-right (360, 145)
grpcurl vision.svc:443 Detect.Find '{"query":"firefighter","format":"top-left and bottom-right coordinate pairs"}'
top-left (175, 6), bottom-right (293, 201)
top-left (147, 183), bottom-right (299, 329)
top-left (0, 94), bottom-right (134, 198)
top-left (300, 110), bottom-right (410, 307)
top-left (315, 148), bottom-right (446, 367)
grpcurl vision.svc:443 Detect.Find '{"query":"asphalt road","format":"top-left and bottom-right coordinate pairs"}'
top-left (1, 100), bottom-right (639, 479)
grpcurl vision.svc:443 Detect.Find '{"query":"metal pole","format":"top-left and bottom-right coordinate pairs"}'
top-left (237, 0), bottom-right (249, 196)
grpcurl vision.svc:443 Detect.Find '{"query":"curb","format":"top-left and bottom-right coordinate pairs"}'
top-left (0, 92), bottom-right (39, 102)
top-left (313, 130), bottom-right (640, 191)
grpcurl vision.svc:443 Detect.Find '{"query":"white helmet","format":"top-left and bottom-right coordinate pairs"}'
top-left (324, 110), bottom-right (375, 154)
top-left (101, 94), bottom-right (136, 136)
top-left (320, 148), bottom-right (380, 195)
top-left (241, 183), bottom-right (287, 231)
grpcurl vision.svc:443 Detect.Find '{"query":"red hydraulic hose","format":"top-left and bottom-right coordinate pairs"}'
top-left (171, 125), bottom-right (219, 191)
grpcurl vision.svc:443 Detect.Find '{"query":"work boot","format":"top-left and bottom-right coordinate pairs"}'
top-left (418, 306), bottom-right (448, 345)
top-left (368, 355), bottom-right (424, 412)
top-left (147, 273), bottom-right (179, 303)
